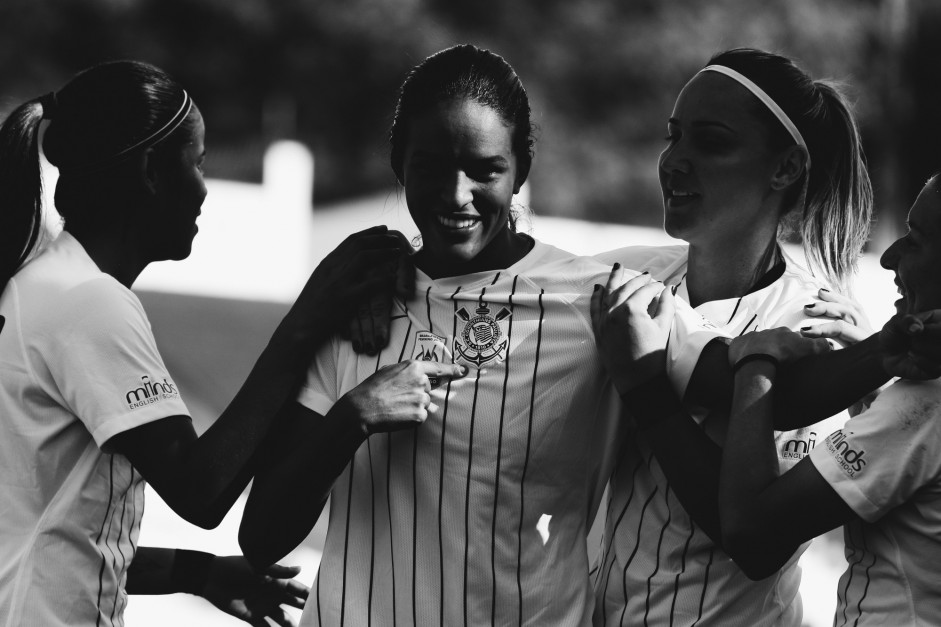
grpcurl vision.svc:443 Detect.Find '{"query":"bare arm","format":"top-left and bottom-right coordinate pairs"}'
top-left (239, 360), bottom-right (467, 568)
top-left (109, 227), bottom-right (410, 528)
top-left (718, 358), bottom-right (854, 580)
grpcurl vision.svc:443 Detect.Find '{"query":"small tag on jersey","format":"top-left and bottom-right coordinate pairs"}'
top-left (412, 331), bottom-right (448, 386)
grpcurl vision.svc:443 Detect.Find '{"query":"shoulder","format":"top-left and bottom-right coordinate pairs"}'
top-left (595, 244), bottom-right (688, 276)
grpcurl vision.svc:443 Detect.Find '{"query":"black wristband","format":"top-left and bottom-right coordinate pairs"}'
top-left (731, 353), bottom-right (780, 374)
top-left (171, 549), bottom-right (214, 595)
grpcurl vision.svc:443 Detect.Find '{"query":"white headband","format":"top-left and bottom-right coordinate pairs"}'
top-left (698, 65), bottom-right (811, 171)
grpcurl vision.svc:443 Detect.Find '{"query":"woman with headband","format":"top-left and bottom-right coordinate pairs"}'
top-left (592, 48), bottom-right (874, 625)
top-left (0, 61), bottom-right (409, 626)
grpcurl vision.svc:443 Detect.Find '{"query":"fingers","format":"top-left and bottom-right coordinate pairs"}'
top-left (799, 320), bottom-right (869, 346)
top-left (415, 360), bottom-right (468, 385)
top-left (802, 300), bottom-right (858, 324)
top-left (652, 285), bottom-right (676, 333)
top-left (262, 564), bottom-right (302, 578)
top-left (605, 272), bottom-right (654, 311)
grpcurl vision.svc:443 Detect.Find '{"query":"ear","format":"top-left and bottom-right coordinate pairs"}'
top-left (140, 147), bottom-right (159, 195)
top-left (770, 146), bottom-right (808, 191)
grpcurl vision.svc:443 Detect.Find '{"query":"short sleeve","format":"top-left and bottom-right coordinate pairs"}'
top-left (665, 298), bottom-right (729, 397)
top-left (809, 380), bottom-right (941, 522)
top-left (296, 336), bottom-right (344, 417)
top-left (48, 279), bottom-right (190, 448)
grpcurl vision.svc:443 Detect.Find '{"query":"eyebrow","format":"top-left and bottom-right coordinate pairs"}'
top-left (668, 117), bottom-right (736, 132)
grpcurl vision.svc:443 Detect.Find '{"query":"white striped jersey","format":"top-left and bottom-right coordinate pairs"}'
top-left (0, 232), bottom-right (188, 627)
top-left (592, 244), bottom-right (843, 627)
top-left (296, 241), bottom-right (720, 627)
top-left (809, 377), bottom-right (941, 626)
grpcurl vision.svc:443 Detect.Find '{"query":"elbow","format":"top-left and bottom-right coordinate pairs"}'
top-left (162, 494), bottom-right (227, 530)
top-left (721, 526), bottom-right (789, 581)
top-left (238, 520), bottom-right (284, 570)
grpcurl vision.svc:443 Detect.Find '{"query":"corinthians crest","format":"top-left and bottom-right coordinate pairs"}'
top-left (454, 302), bottom-right (512, 368)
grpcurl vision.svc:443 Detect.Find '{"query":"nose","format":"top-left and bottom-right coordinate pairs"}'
top-left (659, 139), bottom-right (689, 176)
top-left (441, 169), bottom-right (474, 208)
top-left (880, 238), bottom-right (900, 271)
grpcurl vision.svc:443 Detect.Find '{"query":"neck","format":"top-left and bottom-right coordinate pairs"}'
top-left (416, 232), bottom-right (534, 279)
top-left (685, 236), bottom-right (779, 307)
top-left (67, 226), bottom-right (149, 288)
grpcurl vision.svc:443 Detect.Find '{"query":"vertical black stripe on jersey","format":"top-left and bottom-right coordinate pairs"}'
top-left (463, 367), bottom-right (484, 627)
top-left (599, 459), bottom-right (645, 627)
top-left (109, 470), bottom-right (132, 624)
top-left (392, 319), bottom-right (412, 627)
top-left (340, 449), bottom-right (356, 626)
top-left (853, 526), bottom-right (876, 627)
top-left (490, 276), bottom-right (518, 624)
top-left (617, 487), bottom-right (659, 627)
top-left (691, 547), bottom-right (715, 626)
top-left (516, 288), bottom-right (545, 625)
top-left (411, 289), bottom-right (433, 627)
top-left (726, 297), bottom-right (744, 325)
top-left (643, 483), bottom-right (673, 626)
top-left (366, 343), bottom-right (383, 627)
top-left (839, 519), bottom-right (863, 627)
top-left (669, 517), bottom-right (698, 627)
top-left (737, 314), bottom-right (758, 336)
top-left (462, 286), bottom-right (490, 627)
top-left (437, 287), bottom-right (462, 626)
top-left (94, 456), bottom-right (116, 627)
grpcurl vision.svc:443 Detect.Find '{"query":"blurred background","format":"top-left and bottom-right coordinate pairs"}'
top-left (3, 0), bottom-right (937, 625)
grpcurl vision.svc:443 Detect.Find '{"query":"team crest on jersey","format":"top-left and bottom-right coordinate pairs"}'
top-left (453, 302), bottom-right (512, 368)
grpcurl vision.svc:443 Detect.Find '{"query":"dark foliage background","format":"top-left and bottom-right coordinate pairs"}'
top-left (2, 0), bottom-right (939, 244)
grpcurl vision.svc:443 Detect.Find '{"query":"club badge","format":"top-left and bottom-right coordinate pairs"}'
top-left (454, 302), bottom-right (512, 368)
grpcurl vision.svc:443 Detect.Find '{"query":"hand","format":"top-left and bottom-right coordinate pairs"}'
top-left (292, 226), bottom-right (414, 339)
top-left (880, 310), bottom-right (941, 380)
top-left (590, 265), bottom-right (675, 395)
top-left (200, 556), bottom-right (308, 627)
top-left (346, 255), bottom-right (416, 356)
top-left (338, 359), bottom-right (468, 436)
top-left (729, 327), bottom-right (831, 367)
top-left (800, 288), bottom-right (872, 346)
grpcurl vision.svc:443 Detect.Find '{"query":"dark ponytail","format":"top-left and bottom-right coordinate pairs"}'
top-left (0, 99), bottom-right (47, 292)
top-left (707, 49), bottom-right (873, 293)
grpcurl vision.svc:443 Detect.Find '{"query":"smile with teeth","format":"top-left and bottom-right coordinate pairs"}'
top-left (670, 190), bottom-right (698, 198)
top-left (437, 215), bottom-right (480, 229)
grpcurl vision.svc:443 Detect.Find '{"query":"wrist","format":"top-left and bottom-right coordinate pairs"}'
top-left (731, 353), bottom-right (779, 375)
top-left (171, 549), bottom-right (214, 595)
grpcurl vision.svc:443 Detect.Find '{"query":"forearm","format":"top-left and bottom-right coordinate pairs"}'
top-left (719, 364), bottom-right (801, 579)
top-left (624, 374), bottom-right (724, 543)
top-left (126, 547), bottom-right (213, 595)
top-left (168, 318), bottom-right (333, 523)
top-left (239, 399), bottom-right (366, 569)
top-left (685, 335), bottom-right (889, 430)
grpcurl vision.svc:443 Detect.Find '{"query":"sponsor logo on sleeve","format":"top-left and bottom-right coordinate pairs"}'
top-left (125, 375), bottom-right (180, 410)
top-left (823, 429), bottom-right (867, 477)
top-left (781, 431), bottom-right (818, 460)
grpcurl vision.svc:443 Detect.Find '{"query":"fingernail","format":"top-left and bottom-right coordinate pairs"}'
top-left (594, 284), bottom-right (601, 291)
top-left (671, 285), bottom-right (679, 295)
top-left (460, 365), bottom-right (468, 375)
top-left (642, 270), bottom-right (650, 275)
top-left (801, 326), bottom-right (811, 331)
top-left (821, 288), bottom-right (830, 292)
top-left (804, 303), bottom-right (815, 309)
top-left (613, 262), bottom-right (621, 270)
top-left (352, 340), bottom-right (362, 352)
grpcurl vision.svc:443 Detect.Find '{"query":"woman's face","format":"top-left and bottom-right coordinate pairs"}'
top-left (402, 97), bottom-right (522, 277)
top-left (880, 175), bottom-right (941, 315)
top-left (658, 72), bottom-right (786, 250)
top-left (153, 107), bottom-right (207, 261)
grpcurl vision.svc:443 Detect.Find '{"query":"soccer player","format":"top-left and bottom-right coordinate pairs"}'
top-left (0, 61), bottom-right (407, 626)
top-left (717, 172), bottom-right (941, 625)
top-left (591, 48), bottom-right (876, 626)
top-left (238, 45), bottom-right (727, 627)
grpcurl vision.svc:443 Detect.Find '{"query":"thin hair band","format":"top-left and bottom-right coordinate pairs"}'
top-left (698, 65), bottom-right (811, 171)
top-left (59, 89), bottom-right (193, 175)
